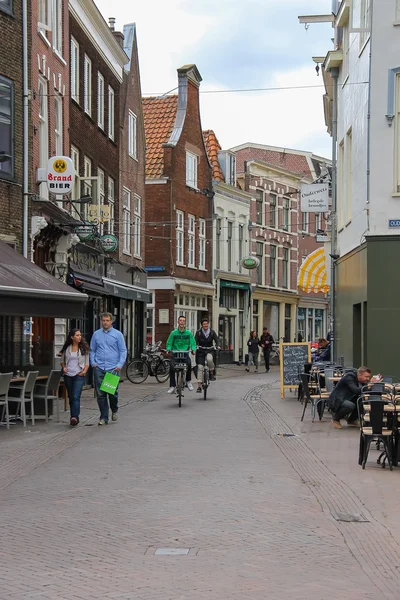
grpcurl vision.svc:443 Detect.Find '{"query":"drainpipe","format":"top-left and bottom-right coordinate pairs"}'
top-left (22, 0), bottom-right (29, 258)
top-left (329, 67), bottom-right (339, 363)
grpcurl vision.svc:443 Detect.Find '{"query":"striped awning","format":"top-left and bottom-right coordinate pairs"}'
top-left (297, 247), bottom-right (329, 294)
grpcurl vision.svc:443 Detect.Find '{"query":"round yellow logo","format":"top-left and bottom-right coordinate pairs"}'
top-left (53, 159), bottom-right (67, 173)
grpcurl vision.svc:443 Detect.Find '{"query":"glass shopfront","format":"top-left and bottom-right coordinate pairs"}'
top-left (218, 315), bottom-right (235, 364)
top-left (297, 307), bottom-right (325, 342)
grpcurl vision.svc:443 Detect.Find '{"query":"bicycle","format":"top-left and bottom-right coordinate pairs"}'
top-left (269, 343), bottom-right (280, 366)
top-left (172, 351), bottom-right (190, 407)
top-left (197, 346), bottom-right (217, 401)
top-left (126, 341), bottom-right (171, 384)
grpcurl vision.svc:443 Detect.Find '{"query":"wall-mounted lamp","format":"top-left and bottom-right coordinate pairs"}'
top-left (44, 261), bottom-right (68, 280)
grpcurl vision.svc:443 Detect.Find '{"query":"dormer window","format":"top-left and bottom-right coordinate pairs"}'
top-left (218, 151), bottom-right (236, 186)
top-left (186, 151), bottom-right (198, 188)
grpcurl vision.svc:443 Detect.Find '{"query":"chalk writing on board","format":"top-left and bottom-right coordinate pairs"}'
top-left (281, 344), bottom-right (309, 386)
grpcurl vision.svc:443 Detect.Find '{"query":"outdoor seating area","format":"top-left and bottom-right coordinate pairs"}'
top-left (0, 368), bottom-right (63, 428)
top-left (297, 363), bottom-right (400, 471)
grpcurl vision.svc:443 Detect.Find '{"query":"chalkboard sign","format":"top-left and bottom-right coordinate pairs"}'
top-left (280, 343), bottom-right (311, 398)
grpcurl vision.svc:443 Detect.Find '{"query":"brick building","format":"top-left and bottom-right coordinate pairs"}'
top-left (143, 65), bottom-right (214, 344)
top-left (232, 143), bottom-right (330, 342)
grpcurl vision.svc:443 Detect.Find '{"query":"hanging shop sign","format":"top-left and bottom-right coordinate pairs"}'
top-left (100, 234), bottom-right (118, 253)
top-left (241, 256), bottom-right (260, 270)
top-left (300, 184), bottom-right (329, 213)
top-left (74, 224), bottom-right (95, 241)
top-left (46, 156), bottom-right (74, 195)
top-left (88, 205), bottom-right (111, 223)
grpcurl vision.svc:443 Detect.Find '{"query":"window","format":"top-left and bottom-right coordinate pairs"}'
top-left (38, 0), bottom-right (51, 35)
top-left (128, 111), bottom-right (137, 159)
top-left (0, 76), bottom-right (13, 177)
top-left (342, 25), bottom-right (349, 82)
top-left (97, 168), bottom-right (105, 235)
top-left (301, 211), bottom-right (308, 233)
top-left (346, 129), bottom-right (352, 223)
top-left (188, 214), bottom-right (195, 267)
top-left (269, 193), bottom-right (276, 227)
top-left (270, 245), bottom-right (276, 287)
top-left (54, 96), bottom-right (62, 155)
top-left (338, 139), bottom-right (345, 227)
top-left (0, 0), bottom-right (12, 13)
top-left (108, 86), bottom-right (115, 140)
top-left (227, 153), bottom-right (236, 186)
top-left (199, 218), bottom-right (206, 269)
top-left (282, 247), bottom-right (289, 289)
top-left (220, 287), bottom-right (237, 309)
top-left (315, 309), bottom-right (324, 339)
top-left (238, 224), bottom-right (244, 273)
top-left (360, 0), bottom-right (371, 48)
top-left (97, 72), bottom-right (104, 130)
top-left (134, 194), bottom-right (141, 257)
top-left (256, 189), bottom-right (263, 225)
top-left (52, 0), bottom-right (62, 54)
top-left (38, 77), bottom-right (48, 198)
top-left (297, 307), bottom-right (306, 342)
top-left (70, 145), bottom-right (79, 200)
top-left (186, 151), bottom-right (197, 188)
top-left (70, 38), bottom-right (79, 103)
top-left (282, 197), bottom-right (290, 231)
top-left (256, 242), bottom-right (263, 285)
top-left (176, 210), bottom-right (184, 265)
top-left (315, 212), bottom-right (321, 233)
top-left (123, 188), bottom-right (131, 254)
top-left (82, 156), bottom-right (91, 220)
top-left (107, 176), bottom-right (115, 234)
top-left (227, 221), bottom-right (233, 272)
top-left (84, 54), bottom-right (91, 116)
top-left (216, 218), bottom-right (221, 269)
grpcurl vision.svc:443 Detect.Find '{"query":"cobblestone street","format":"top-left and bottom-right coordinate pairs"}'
top-left (0, 367), bottom-right (399, 599)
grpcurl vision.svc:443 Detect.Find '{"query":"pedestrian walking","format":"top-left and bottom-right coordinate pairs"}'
top-left (60, 329), bottom-right (90, 426)
top-left (245, 331), bottom-right (260, 373)
top-left (259, 327), bottom-right (274, 372)
top-left (90, 312), bottom-right (127, 426)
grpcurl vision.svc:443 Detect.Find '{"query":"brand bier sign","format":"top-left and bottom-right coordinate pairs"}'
top-left (46, 156), bottom-right (74, 195)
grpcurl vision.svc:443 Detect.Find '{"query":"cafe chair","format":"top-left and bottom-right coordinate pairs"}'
top-left (358, 398), bottom-right (395, 470)
top-left (300, 373), bottom-right (327, 423)
top-left (8, 371), bottom-right (39, 427)
top-left (0, 373), bottom-right (13, 429)
top-left (33, 369), bottom-right (62, 423)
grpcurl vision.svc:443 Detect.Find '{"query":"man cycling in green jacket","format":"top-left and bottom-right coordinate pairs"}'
top-left (166, 315), bottom-right (197, 394)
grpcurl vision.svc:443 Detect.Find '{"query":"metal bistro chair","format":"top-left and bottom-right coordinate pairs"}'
top-left (0, 373), bottom-right (13, 429)
top-left (358, 396), bottom-right (395, 470)
top-left (33, 369), bottom-right (62, 422)
top-left (8, 371), bottom-right (39, 427)
top-left (300, 373), bottom-right (327, 423)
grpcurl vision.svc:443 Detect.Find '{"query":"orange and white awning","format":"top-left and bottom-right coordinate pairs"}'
top-left (297, 247), bottom-right (329, 294)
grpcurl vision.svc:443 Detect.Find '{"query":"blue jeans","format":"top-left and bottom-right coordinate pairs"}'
top-left (64, 374), bottom-right (85, 420)
top-left (93, 367), bottom-right (119, 422)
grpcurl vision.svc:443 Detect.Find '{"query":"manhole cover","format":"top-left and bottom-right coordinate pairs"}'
top-left (154, 548), bottom-right (190, 556)
top-left (332, 512), bottom-right (369, 523)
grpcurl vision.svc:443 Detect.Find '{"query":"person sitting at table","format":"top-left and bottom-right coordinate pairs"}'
top-left (328, 366), bottom-right (372, 429)
top-left (60, 328), bottom-right (90, 426)
top-left (317, 338), bottom-right (331, 362)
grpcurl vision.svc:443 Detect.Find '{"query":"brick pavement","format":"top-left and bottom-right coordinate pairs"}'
top-left (0, 367), bottom-right (396, 598)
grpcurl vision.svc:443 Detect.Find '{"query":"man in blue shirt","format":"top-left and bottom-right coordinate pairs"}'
top-left (90, 312), bottom-right (127, 425)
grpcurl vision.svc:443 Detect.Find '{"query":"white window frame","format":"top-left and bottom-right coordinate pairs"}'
top-left (176, 210), bottom-right (184, 265)
top-left (107, 176), bottom-right (115, 234)
top-left (38, 0), bottom-right (51, 36)
top-left (70, 37), bottom-right (79, 104)
top-left (123, 187), bottom-right (131, 254)
top-left (0, 76), bottom-right (13, 177)
top-left (301, 211), bottom-right (308, 233)
top-left (84, 54), bottom-right (92, 117)
top-left (52, 0), bottom-right (62, 55)
top-left (82, 156), bottom-right (91, 220)
top-left (108, 86), bottom-right (115, 141)
top-left (199, 218), bottom-right (206, 270)
top-left (238, 223), bottom-right (244, 272)
top-left (70, 145), bottom-right (79, 201)
top-left (186, 151), bottom-right (198, 188)
top-left (270, 245), bottom-right (277, 288)
top-left (282, 247), bottom-right (289, 289)
top-left (345, 128), bottom-right (352, 224)
top-left (360, 0), bottom-right (371, 49)
top-left (338, 139), bottom-right (345, 228)
top-left (97, 168), bottom-right (105, 236)
top-left (256, 189), bottom-right (264, 225)
top-left (269, 193), bottom-right (277, 228)
top-left (97, 72), bottom-right (104, 130)
top-left (188, 214), bottom-right (195, 267)
top-left (134, 194), bottom-right (141, 258)
top-left (128, 111), bottom-right (137, 159)
top-left (54, 95), bottom-right (63, 155)
top-left (282, 197), bottom-right (290, 231)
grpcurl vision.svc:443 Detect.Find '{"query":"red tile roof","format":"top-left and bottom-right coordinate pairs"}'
top-left (203, 130), bottom-right (224, 181)
top-left (234, 146), bottom-right (312, 178)
top-left (142, 95), bottom-right (178, 179)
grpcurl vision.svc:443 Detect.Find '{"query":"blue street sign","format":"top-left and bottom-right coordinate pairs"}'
top-left (388, 219), bottom-right (400, 228)
top-left (144, 266), bottom-right (165, 272)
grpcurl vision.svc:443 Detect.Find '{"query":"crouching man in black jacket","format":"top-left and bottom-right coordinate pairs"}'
top-left (328, 366), bottom-right (371, 429)
top-left (195, 318), bottom-right (220, 393)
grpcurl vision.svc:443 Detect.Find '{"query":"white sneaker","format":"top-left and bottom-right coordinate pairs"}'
top-left (167, 386), bottom-right (176, 394)
top-left (187, 382), bottom-right (194, 391)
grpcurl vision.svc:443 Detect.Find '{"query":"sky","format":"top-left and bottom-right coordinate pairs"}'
top-left (95, 0), bottom-right (334, 159)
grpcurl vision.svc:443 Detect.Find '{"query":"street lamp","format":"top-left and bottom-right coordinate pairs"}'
top-left (44, 261), bottom-right (68, 280)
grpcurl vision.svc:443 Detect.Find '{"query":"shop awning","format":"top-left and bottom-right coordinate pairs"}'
top-left (220, 280), bottom-right (251, 290)
top-left (0, 241), bottom-right (87, 317)
top-left (298, 247), bottom-right (330, 294)
top-left (103, 278), bottom-right (152, 302)
top-left (69, 270), bottom-right (106, 296)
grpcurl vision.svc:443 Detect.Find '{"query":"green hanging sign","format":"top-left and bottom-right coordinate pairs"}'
top-left (100, 234), bottom-right (118, 253)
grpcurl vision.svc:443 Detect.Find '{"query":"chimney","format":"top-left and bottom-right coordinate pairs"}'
top-left (108, 17), bottom-right (116, 31)
top-left (108, 17), bottom-right (124, 48)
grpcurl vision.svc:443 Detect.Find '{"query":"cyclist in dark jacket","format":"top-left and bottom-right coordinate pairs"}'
top-left (195, 318), bottom-right (219, 393)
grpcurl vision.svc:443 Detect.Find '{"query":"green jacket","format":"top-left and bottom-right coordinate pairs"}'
top-left (166, 328), bottom-right (197, 352)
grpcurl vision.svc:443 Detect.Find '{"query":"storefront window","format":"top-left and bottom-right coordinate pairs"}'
top-left (297, 308), bottom-right (306, 342)
top-left (308, 308), bottom-right (313, 342)
top-left (263, 301), bottom-right (279, 341)
top-left (315, 309), bottom-right (324, 339)
top-left (284, 303), bottom-right (291, 342)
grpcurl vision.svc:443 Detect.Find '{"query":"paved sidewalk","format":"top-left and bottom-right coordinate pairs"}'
top-left (0, 368), bottom-right (398, 598)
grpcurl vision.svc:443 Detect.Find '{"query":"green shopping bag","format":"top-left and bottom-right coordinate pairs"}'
top-left (99, 371), bottom-right (120, 395)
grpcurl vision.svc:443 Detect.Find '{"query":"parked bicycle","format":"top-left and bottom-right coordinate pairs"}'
top-left (126, 341), bottom-right (171, 384)
top-left (172, 351), bottom-right (190, 407)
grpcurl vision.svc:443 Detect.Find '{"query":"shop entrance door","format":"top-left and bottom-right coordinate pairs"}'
top-left (218, 315), bottom-right (235, 364)
top-left (134, 302), bottom-right (144, 359)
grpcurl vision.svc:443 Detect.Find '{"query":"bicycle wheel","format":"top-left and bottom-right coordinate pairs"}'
top-left (126, 359), bottom-right (149, 383)
top-left (203, 368), bottom-right (209, 401)
top-left (155, 359), bottom-right (171, 383)
top-left (176, 371), bottom-right (182, 407)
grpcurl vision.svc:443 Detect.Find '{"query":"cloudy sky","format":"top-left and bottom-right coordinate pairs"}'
top-left (95, 0), bottom-right (334, 158)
